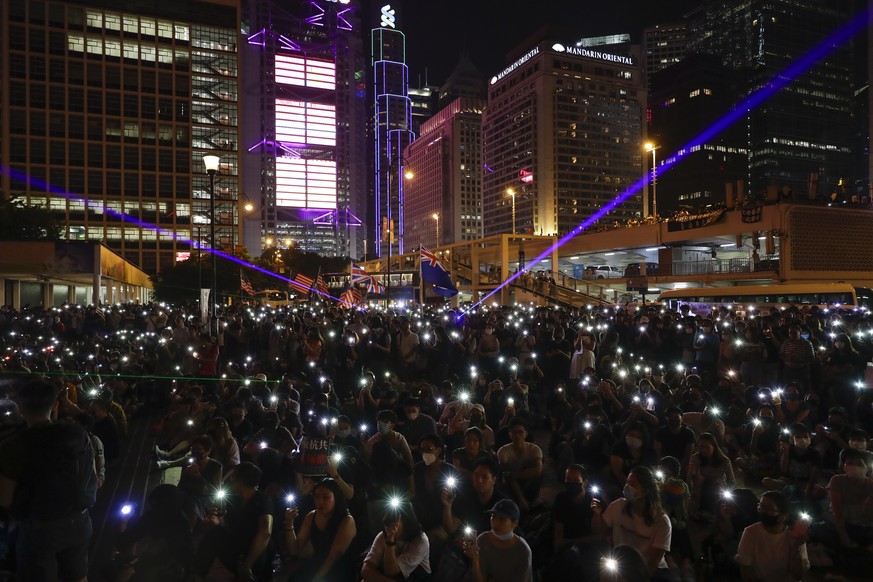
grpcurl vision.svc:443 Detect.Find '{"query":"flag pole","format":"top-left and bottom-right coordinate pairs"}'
top-left (419, 246), bottom-right (425, 310)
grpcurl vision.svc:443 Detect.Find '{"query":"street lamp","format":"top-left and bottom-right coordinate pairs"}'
top-left (385, 158), bottom-right (413, 307)
top-left (506, 188), bottom-right (516, 235)
top-left (203, 154), bottom-right (220, 334)
top-left (644, 143), bottom-right (660, 218)
top-left (432, 212), bottom-right (440, 247)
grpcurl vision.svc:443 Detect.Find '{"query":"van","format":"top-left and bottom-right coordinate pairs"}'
top-left (584, 265), bottom-right (623, 279)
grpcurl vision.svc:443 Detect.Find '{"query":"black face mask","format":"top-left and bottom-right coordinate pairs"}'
top-left (759, 513), bottom-right (780, 527)
top-left (565, 483), bottom-right (584, 497)
top-left (667, 419), bottom-right (681, 429)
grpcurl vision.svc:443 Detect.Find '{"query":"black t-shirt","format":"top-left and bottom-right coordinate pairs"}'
top-left (552, 491), bottom-right (594, 539)
top-left (655, 425), bottom-right (697, 462)
top-left (451, 487), bottom-right (507, 536)
top-left (786, 445), bottom-right (822, 482)
top-left (223, 490), bottom-right (274, 565)
top-left (93, 415), bottom-right (120, 461)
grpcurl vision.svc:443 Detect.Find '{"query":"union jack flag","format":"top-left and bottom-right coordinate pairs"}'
top-left (350, 262), bottom-right (371, 284)
top-left (367, 279), bottom-right (385, 294)
top-left (420, 246), bottom-right (447, 271)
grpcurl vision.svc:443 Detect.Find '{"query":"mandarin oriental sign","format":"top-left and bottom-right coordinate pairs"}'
top-left (490, 47), bottom-right (540, 85)
top-left (551, 43), bottom-right (634, 66)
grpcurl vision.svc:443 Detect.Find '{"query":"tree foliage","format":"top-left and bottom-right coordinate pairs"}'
top-left (0, 199), bottom-right (62, 241)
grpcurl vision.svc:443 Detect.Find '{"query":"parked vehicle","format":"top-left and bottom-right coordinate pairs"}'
top-left (584, 265), bottom-right (623, 279)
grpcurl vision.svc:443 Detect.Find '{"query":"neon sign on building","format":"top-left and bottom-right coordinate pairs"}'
top-left (273, 54), bottom-right (338, 210)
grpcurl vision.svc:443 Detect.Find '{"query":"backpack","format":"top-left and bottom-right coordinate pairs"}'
top-left (14, 422), bottom-right (97, 521)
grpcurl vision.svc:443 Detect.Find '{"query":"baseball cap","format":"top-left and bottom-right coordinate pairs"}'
top-left (486, 499), bottom-right (520, 521)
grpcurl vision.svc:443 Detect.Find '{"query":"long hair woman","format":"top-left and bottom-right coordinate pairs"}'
top-left (284, 478), bottom-right (357, 582)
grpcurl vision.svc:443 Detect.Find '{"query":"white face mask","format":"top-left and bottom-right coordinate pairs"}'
top-left (793, 438), bottom-right (810, 449)
top-left (422, 452), bottom-right (437, 466)
top-left (850, 440), bottom-right (867, 451)
top-left (492, 530), bottom-right (514, 541)
top-left (626, 437), bottom-right (643, 449)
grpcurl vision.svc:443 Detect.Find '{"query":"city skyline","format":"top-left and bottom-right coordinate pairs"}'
top-left (399, 0), bottom-right (702, 87)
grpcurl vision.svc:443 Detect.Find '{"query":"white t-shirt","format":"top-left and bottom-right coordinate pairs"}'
top-left (497, 442), bottom-right (543, 474)
top-left (735, 522), bottom-right (808, 582)
top-left (602, 498), bottom-right (671, 569)
top-left (364, 531), bottom-right (431, 577)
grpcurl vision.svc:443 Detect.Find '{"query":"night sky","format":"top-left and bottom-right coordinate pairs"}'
top-left (387, 0), bottom-right (703, 86)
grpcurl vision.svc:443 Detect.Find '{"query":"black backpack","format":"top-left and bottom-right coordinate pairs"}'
top-left (13, 422), bottom-right (98, 521)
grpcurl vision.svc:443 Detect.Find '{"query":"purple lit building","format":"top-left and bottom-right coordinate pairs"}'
top-left (241, 0), bottom-right (366, 258)
top-left (371, 3), bottom-right (413, 258)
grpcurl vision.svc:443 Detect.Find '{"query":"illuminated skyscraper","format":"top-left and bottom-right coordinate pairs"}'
top-left (371, 2), bottom-right (413, 258)
top-left (0, 0), bottom-right (242, 274)
top-left (241, 0), bottom-right (366, 259)
top-left (687, 0), bottom-right (857, 199)
top-left (482, 40), bottom-right (645, 237)
top-left (403, 96), bottom-right (485, 249)
top-left (642, 23), bottom-right (687, 92)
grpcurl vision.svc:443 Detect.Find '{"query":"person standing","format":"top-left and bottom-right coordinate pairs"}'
top-left (0, 377), bottom-right (98, 582)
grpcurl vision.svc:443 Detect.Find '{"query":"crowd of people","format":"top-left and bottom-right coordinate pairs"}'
top-left (1, 297), bottom-right (873, 581)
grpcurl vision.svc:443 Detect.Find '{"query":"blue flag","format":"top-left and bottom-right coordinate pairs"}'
top-left (420, 246), bottom-right (458, 297)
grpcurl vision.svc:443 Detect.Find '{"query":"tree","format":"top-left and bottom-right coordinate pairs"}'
top-left (0, 199), bottom-right (62, 240)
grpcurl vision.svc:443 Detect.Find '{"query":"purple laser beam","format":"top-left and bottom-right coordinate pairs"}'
top-left (462, 4), bottom-right (872, 316)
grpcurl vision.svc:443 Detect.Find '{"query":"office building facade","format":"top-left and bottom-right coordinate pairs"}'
top-left (482, 40), bottom-right (645, 237)
top-left (241, 0), bottom-right (366, 259)
top-left (403, 96), bottom-right (485, 249)
top-left (687, 0), bottom-right (858, 199)
top-left (0, 0), bottom-right (242, 274)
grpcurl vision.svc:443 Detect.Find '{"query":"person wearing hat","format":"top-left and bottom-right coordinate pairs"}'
top-left (463, 498), bottom-right (532, 582)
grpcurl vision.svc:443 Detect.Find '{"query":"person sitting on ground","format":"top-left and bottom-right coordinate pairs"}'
top-left (284, 477), bottom-right (357, 582)
top-left (594, 466), bottom-right (672, 576)
top-left (735, 490), bottom-right (809, 582)
top-left (191, 462), bottom-right (273, 581)
top-left (496, 418), bottom-right (543, 513)
top-left (761, 423), bottom-right (823, 504)
top-left (463, 499), bottom-right (533, 582)
top-left (361, 503), bottom-right (432, 582)
top-left (451, 427), bottom-right (493, 482)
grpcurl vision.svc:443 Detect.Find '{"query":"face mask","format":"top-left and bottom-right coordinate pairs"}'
top-left (337, 429), bottom-right (351, 439)
top-left (793, 438), bottom-right (810, 449)
top-left (377, 421), bottom-right (391, 435)
top-left (422, 452), bottom-right (437, 466)
top-left (850, 440), bottom-right (867, 451)
top-left (759, 513), bottom-right (781, 527)
top-left (470, 414), bottom-right (483, 425)
top-left (626, 437), bottom-right (643, 449)
top-left (190, 451), bottom-right (204, 460)
top-left (845, 465), bottom-right (867, 478)
top-left (407, 412), bottom-right (419, 422)
top-left (565, 483), bottom-right (583, 497)
top-left (784, 393), bottom-right (800, 401)
top-left (667, 419), bottom-right (681, 429)
top-left (492, 530), bottom-right (514, 541)
top-left (623, 483), bottom-right (638, 502)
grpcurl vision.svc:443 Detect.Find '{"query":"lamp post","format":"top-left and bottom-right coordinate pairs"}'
top-left (506, 188), bottom-right (516, 235)
top-left (432, 212), bottom-right (440, 247)
top-left (644, 143), bottom-right (660, 218)
top-left (385, 158), bottom-right (413, 308)
top-left (203, 154), bottom-right (220, 335)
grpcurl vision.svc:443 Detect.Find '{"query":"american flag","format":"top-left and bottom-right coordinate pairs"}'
top-left (240, 270), bottom-right (255, 297)
top-left (289, 271), bottom-right (314, 293)
top-left (340, 287), bottom-right (363, 307)
top-left (315, 272), bottom-right (328, 295)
